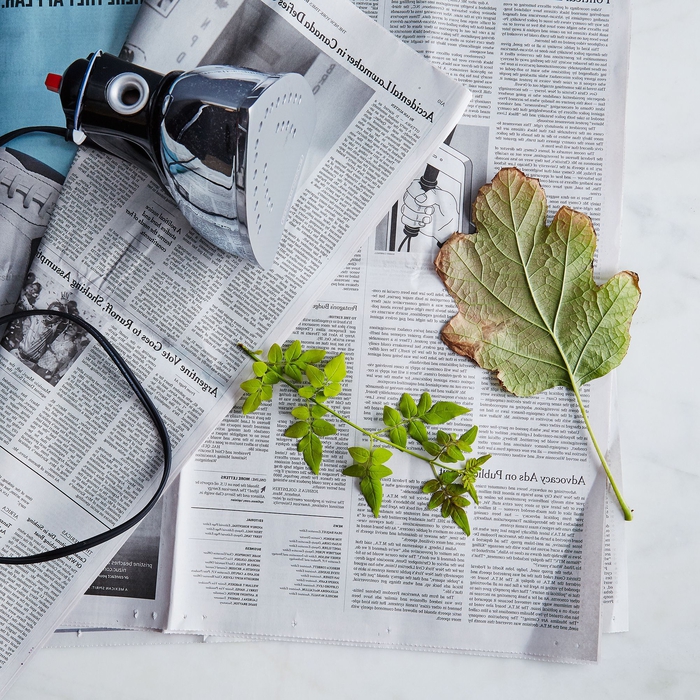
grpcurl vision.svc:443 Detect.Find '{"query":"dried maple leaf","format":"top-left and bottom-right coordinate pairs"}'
top-left (435, 168), bottom-right (640, 519)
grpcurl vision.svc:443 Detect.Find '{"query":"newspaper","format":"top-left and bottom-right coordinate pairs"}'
top-left (0, 0), bottom-right (470, 694)
top-left (0, 150), bottom-right (184, 638)
top-left (64, 0), bottom-right (631, 662)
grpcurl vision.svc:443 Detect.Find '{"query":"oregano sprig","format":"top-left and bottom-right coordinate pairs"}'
top-left (239, 342), bottom-right (491, 536)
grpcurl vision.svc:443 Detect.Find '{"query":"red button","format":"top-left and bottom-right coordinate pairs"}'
top-left (45, 73), bottom-right (62, 93)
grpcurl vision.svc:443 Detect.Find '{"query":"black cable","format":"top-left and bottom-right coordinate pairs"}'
top-left (0, 126), bottom-right (69, 149)
top-left (0, 310), bottom-right (172, 566)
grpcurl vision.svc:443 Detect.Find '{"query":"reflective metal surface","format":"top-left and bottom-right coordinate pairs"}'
top-left (56, 53), bottom-right (316, 267)
top-left (159, 66), bottom-right (315, 267)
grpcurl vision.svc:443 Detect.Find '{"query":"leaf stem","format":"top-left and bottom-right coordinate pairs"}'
top-left (570, 381), bottom-right (633, 521)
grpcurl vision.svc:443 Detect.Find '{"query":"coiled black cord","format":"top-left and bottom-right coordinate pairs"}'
top-left (0, 309), bottom-right (172, 565)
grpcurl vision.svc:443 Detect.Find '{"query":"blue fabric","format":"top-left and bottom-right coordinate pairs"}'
top-left (0, 2), bottom-right (142, 174)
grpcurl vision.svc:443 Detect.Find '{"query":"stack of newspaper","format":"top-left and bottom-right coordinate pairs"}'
top-left (0, 0), bottom-right (632, 694)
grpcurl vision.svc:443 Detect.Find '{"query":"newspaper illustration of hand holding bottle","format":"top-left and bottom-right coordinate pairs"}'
top-left (400, 178), bottom-right (459, 252)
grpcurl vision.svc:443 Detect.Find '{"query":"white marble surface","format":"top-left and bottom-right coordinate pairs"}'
top-left (6, 1), bottom-right (700, 698)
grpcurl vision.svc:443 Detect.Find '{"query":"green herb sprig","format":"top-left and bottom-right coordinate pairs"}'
top-left (239, 341), bottom-right (491, 536)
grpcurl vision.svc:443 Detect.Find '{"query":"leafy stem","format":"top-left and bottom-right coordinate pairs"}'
top-left (239, 343), bottom-right (443, 466)
top-left (238, 342), bottom-right (491, 536)
top-left (314, 403), bottom-right (434, 464)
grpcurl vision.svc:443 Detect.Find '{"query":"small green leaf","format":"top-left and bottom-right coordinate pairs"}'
top-left (437, 430), bottom-right (450, 445)
top-left (299, 349), bottom-right (326, 365)
top-left (323, 381), bottom-right (342, 397)
top-left (371, 447), bottom-right (393, 464)
top-left (451, 507), bottom-right (471, 536)
top-left (446, 444), bottom-right (464, 462)
top-left (360, 477), bottom-right (383, 517)
top-left (284, 364), bottom-right (303, 382)
top-left (459, 426), bottom-right (478, 446)
top-left (399, 393), bottom-right (417, 418)
top-left (422, 441), bottom-right (441, 457)
top-left (306, 364), bottom-right (325, 388)
top-left (446, 484), bottom-right (468, 496)
top-left (242, 392), bottom-right (262, 414)
top-left (268, 344), bottom-right (283, 364)
top-left (302, 433), bottom-right (323, 474)
top-left (311, 404), bottom-right (328, 418)
top-left (297, 434), bottom-right (310, 452)
top-left (389, 425), bottom-right (407, 448)
top-left (284, 421), bottom-right (310, 438)
top-left (346, 449), bottom-right (393, 517)
top-left (260, 385), bottom-right (273, 401)
top-left (422, 479), bottom-right (440, 493)
top-left (408, 419), bottom-right (428, 444)
top-left (252, 361), bottom-right (268, 377)
top-left (324, 353), bottom-right (347, 382)
top-left (348, 446), bottom-right (370, 463)
top-left (343, 464), bottom-right (366, 478)
top-left (261, 372), bottom-right (279, 385)
top-left (240, 378), bottom-right (261, 394)
top-left (383, 405), bottom-right (402, 427)
top-left (298, 385), bottom-right (316, 399)
top-left (369, 464), bottom-right (393, 479)
top-left (470, 454), bottom-right (492, 469)
top-left (291, 406), bottom-right (310, 420)
top-left (452, 496), bottom-right (470, 508)
top-left (423, 401), bottom-right (470, 425)
top-left (285, 339), bottom-right (302, 362)
top-left (312, 418), bottom-right (336, 437)
top-left (428, 491), bottom-right (445, 509)
top-left (440, 471), bottom-right (459, 484)
top-left (417, 392), bottom-right (432, 415)
top-left (441, 500), bottom-right (453, 518)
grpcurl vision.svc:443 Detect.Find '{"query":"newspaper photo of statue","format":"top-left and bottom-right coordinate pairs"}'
top-left (0, 147), bottom-right (78, 385)
top-left (1, 281), bottom-right (90, 387)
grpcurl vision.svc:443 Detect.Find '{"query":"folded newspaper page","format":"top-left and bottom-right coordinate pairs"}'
top-left (0, 0), bottom-right (470, 694)
top-left (62, 0), bottom-right (631, 655)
